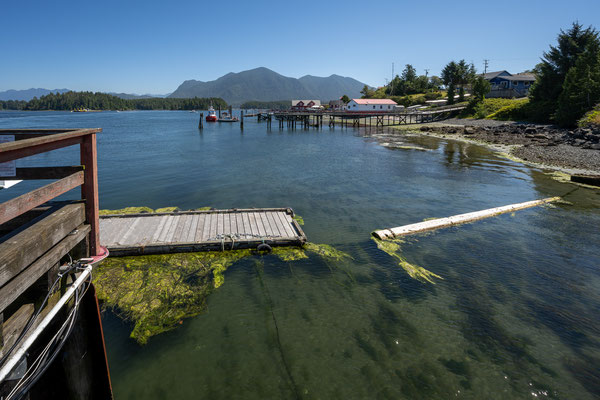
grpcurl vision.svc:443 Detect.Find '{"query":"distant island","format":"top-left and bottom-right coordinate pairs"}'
top-left (0, 91), bottom-right (227, 111)
top-left (169, 67), bottom-right (368, 105)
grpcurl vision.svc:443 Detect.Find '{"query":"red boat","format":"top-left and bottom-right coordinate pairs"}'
top-left (206, 106), bottom-right (218, 122)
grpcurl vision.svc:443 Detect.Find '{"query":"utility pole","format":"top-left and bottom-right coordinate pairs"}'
top-left (484, 59), bottom-right (489, 74)
top-left (391, 62), bottom-right (395, 95)
top-left (424, 69), bottom-right (429, 77)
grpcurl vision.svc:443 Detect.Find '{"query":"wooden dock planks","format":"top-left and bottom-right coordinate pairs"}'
top-left (100, 208), bottom-right (306, 256)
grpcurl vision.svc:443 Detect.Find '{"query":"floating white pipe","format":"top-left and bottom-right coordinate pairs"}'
top-left (0, 266), bottom-right (92, 383)
top-left (373, 197), bottom-right (560, 240)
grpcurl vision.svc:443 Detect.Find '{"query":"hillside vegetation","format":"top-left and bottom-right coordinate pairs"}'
top-left (0, 91), bottom-right (227, 111)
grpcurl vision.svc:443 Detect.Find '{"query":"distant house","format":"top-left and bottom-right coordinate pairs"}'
top-left (291, 100), bottom-right (321, 110)
top-left (345, 98), bottom-right (397, 112)
top-left (328, 99), bottom-right (345, 110)
top-left (484, 71), bottom-right (536, 98)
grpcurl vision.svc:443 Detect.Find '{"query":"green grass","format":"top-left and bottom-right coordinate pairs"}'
top-left (459, 98), bottom-right (552, 123)
top-left (578, 104), bottom-right (600, 127)
top-left (486, 98), bottom-right (531, 120)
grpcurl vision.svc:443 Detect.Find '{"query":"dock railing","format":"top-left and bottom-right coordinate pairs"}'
top-left (0, 128), bottom-right (112, 398)
top-left (0, 128), bottom-right (102, 257)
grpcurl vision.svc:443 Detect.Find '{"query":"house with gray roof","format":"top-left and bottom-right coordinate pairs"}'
top-left (484, 71), bottom-right (536, 98)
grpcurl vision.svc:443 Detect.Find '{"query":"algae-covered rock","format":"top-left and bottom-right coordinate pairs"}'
top-left (371, 238), bottom-right (442, 284)
top-left (95, 250), bottom-right (251, 344)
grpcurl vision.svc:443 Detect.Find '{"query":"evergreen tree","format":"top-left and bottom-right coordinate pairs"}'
top-left (555, 41), bottom-right (600, 126)
top-left (456, 60), bottom-right (476, 102)
top-left (530, 22), bottom-right (600, 123)
top-left (472, 76), bottom-right (491, 101)
top-left (441, 61), bottom-right (459, 105)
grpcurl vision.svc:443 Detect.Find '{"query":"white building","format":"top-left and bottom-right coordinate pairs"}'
top-left (345, 98), bottom-right (397, 112)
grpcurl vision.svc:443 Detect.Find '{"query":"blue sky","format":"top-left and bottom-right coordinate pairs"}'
top-left (1, 0), bottom-right (599, 94)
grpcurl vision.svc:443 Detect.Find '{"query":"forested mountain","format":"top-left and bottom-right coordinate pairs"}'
top-left (0, 88), bottom-right (70, 101)
top-left (169, 67), bottom-right (367, 104)
top-left (0, 91), bottom-right (227, 111)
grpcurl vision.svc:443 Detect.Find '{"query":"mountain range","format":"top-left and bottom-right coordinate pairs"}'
top-left (0, 88), bottom-right (70, 101)
top-left (169, 67), bottom-right (367, 104)
top-left (1, 68), bottom-right (368, 105)
top-left (0, 89), bottom-right (170, 101)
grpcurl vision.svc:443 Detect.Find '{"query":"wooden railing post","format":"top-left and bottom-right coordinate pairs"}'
top-left (80, 133), bottom-right (100, 256)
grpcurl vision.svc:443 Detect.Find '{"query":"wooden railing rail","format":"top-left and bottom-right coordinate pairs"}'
top-left (0, 128), bottom-right (101, 255)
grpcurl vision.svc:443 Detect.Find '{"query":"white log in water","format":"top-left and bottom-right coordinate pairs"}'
top-left (372, 197), bottom-right (561, 240)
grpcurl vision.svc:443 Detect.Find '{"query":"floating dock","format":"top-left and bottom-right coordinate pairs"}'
top-left (100, 208), bottom-right (307, 256)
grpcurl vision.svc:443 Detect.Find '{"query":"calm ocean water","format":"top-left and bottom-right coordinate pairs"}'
top-left (1, 110), bottom-right (599, 399)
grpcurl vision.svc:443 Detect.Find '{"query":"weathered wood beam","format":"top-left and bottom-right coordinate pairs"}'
top-left (0, 203), bottom-right (85, 287)
top-left (373, 197), bottom-right (561, 240)
top-left (80, 134), bottom-right (100, 256)
top-left (0, 171), bottom-right (84, 226)
top-left (0, 166), bottom-right (83, 180)
top-left (0, 205), bottom-right (56, 237)
top-left (0, 224), bottom-right (90, 313)
top-left (0, 304), bottom-right (34, 357)
top-left (0, 129), bottom-right (100, 163)
top-left (0, 129), bottom-right (80, 135)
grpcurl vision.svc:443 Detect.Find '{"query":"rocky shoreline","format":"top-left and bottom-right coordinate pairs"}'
top-left (406, 119), bottom-right (600, 174)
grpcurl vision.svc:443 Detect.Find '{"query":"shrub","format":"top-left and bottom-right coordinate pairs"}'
top-left (459, 98), bottom-right (519, 119)
top-left (578, 104), bottom-right (600, 126)
top-left (424, 91), bottom-right (443, 100)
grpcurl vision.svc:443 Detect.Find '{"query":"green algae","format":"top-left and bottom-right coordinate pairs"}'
top-left (95, 249), bottom-right (251, 344)
top-left (270, 243), bottom-right (351, 262)
top-left (303, 243), bottom-right (352, 261)
top-left (371, 237), bottom-right (442, 284)
top-left (95, 242), bottom-right (351, 344)
top-left (155, 206), bottom-right (180, 213)
top-left (99, 206), bottom-right (154, 215)
top-left (272, 247), bottom-right (309, 262)
top-left (99, 206), bottom-right (211, 216)
top-left (293, 214), bottom-right (304, 225)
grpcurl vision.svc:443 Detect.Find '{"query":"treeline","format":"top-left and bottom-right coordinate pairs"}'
top-left (360, 65), bottom-right (448, 107)
top-left (529, 22), bottom-right (600, 126)
top-left (0, 91), bottom-right (228, 111)
top-left (462, 22), bottom-right (600, 126)
top-left (240, 100), bottom-right (290, 110)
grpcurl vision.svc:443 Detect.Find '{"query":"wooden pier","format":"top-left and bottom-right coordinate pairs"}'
top-left (272, 104), bottom-right (466, 129)
top-left (100, 208), bottom-right (307, 256)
